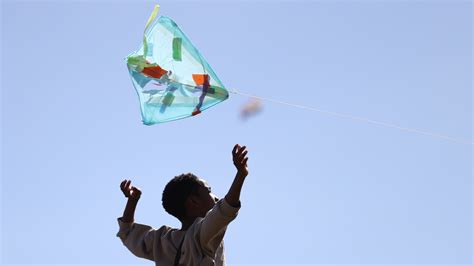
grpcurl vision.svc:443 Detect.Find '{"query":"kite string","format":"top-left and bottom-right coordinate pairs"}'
top-left (229, 88), bottom-right (473, 146)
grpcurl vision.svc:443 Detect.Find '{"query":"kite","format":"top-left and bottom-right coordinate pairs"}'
top-left (126, 5), bottom-right (229, 125)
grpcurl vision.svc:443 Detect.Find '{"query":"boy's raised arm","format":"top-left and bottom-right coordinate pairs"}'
top-left (120, 179), bottom-right (142, 223)
top-left (117, 180), bottom-right (160, 261)
top-left (225, 144), bottom-right (249, 208)
top-left (199, 144), bottom-right (249, 255)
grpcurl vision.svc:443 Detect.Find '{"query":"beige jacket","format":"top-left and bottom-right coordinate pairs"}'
top-left (117, 199), bottom-right (240, 266)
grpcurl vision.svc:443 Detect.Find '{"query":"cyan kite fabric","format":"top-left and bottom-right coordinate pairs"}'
top-left (127, 6), bottom-right (229, 125)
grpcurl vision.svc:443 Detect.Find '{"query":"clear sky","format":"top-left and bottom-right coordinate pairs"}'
top-left (1, 0), bottom-right (472, 265)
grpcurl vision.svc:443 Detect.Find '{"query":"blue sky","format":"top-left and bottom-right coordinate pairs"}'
top-left (1, 0), bottom-right (472, 265)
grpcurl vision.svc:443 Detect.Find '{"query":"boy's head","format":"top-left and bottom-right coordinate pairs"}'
top-left (162, 173), bottom-right (218, 221)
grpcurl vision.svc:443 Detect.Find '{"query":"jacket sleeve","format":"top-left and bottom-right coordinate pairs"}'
top-left (198, 198), bottom-right (240, 256)
top-left (116, 218), bottom-right (169, 261)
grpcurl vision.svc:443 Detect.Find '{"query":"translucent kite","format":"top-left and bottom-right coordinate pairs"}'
top-left (126, 5), bottom-right (229, 125)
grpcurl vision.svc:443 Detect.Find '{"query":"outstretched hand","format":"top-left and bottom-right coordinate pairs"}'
top-left (120, 179), bottom-right (142, 201)
top-left (232, 144), bottom-right (249, 177)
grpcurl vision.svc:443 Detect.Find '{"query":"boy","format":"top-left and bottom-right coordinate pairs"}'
top-left (117, 144), bottom-right (249, 266)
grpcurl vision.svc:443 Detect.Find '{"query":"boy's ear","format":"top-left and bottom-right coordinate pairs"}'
top-left (187, 194), bottom-right (200, 206)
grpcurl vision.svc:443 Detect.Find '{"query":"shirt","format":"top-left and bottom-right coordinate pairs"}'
top-left (117, 198), bottom-right (240, 266)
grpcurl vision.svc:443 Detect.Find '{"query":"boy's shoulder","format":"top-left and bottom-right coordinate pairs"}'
top-left (156, 225), bottom-right (180, 236)
top-left (156, 225), bottom-right (186, 241)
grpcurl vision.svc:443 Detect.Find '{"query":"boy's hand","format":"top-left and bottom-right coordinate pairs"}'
top-left (120, 179), bottom-right (142, 201)
top-left (232, 144), bottom-right (249, 177)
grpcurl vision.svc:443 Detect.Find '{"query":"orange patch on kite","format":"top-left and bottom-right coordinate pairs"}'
top-left (142, 65), bottom-right (167, 79)
top-left (192, 74), bottom-right (210, 86)
top-left (192, 109), bottom-right (202, 116)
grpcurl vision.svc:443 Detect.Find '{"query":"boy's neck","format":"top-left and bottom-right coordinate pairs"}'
top-left (180, 217), bottom-right (196, 230)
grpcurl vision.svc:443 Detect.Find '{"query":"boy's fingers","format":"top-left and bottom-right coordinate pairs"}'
top-left (238, 150), bottom-right (248, 160)
top-left (235, 146), bottom-right (246, 158)
top-left (232, 144), bottom-right (239, 156)
top-left (243, 157), bottom-right (248, 166)
top-left (120, 180), bottom-right (130, 192)
top-left (120, 180), bottom-right (129, 197)
top-left (237, 148), bottom-right (248, 162)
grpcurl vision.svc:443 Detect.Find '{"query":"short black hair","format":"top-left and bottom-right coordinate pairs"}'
top-left (162, 173), bottom-right (201, 220)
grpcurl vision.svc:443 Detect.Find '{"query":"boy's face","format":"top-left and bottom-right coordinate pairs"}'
top-left (193, 179), bottom-right (219, 217)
